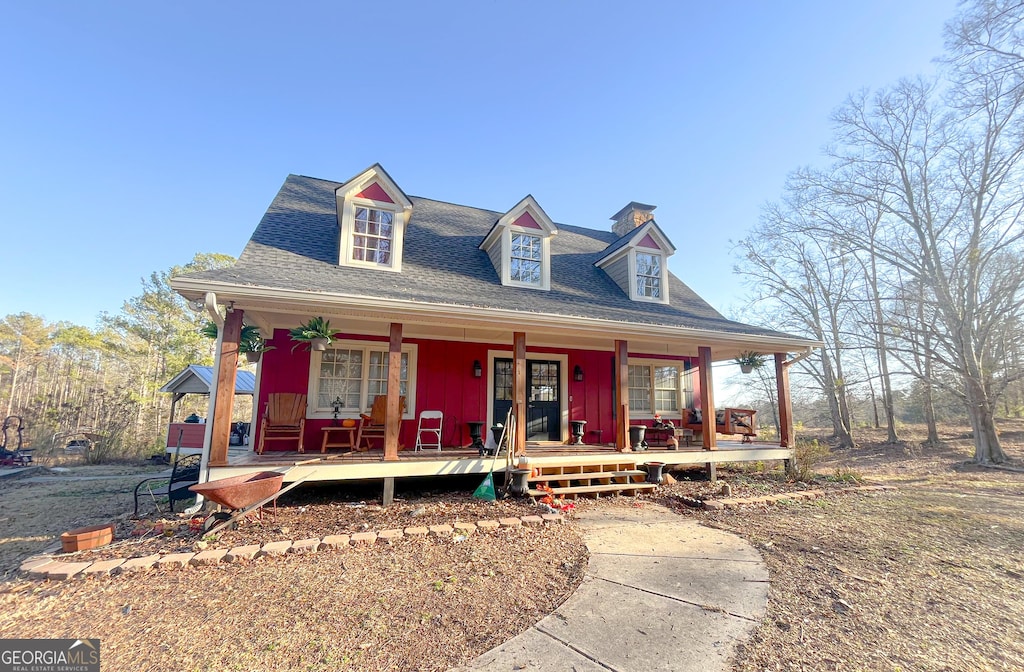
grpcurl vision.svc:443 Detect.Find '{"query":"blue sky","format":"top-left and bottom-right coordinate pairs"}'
top-left (1, 1), bottom-right (958, 329)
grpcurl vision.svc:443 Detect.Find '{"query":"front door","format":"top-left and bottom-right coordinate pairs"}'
top-left (493, 359), bottom-right (561, 442)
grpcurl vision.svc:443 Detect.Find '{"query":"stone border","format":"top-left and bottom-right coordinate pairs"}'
top-left (17, 513), bottom-right (567, 582)
top-left (700, 484), bottom-right (896, 510)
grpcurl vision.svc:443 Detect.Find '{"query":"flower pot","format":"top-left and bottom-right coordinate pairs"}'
top-left (629, 425), bottom-right (647, 451)
top-left (509, 468), bottom-right (532, 496)
top-left (245, 351), bottom-right (262, 363)
top-left (740, 364), bottom-right (753, 374)
top-left (61, 523), bottom-right (115, 553)
top-left (310, 337), bottom-right (329, 351)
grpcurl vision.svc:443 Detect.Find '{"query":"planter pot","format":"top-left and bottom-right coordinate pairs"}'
top-left (310, 337), bottom-right (329, 351)
top-left (61, 523), bottom-right (115, 553)
top-left (740, 364), bottom-right (754, 374)
top-left (508, 468), bottom-right (532, 497)
top-left (644, 461), bottom-right (665, 484)
top-left (244, 351), bottom-right (262, 363)
top-left (629, 425), bottom-right (647, 451)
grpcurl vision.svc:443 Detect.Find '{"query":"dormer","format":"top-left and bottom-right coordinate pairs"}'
top-left (335, 164), bottom-right (413, 272)
top-left (595, 203), bottom-right (676, 304)
top-left (479, 195), bottom-right (558, 290)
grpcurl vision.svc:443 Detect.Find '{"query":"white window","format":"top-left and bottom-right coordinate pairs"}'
top-left (352, 206), bottom-right (394, 265)
top-left (307, 340), bottom-right (417, 419)
top-left (510, 233), bottom-right (542, 285)
top-left (627, 361), bottom-right (693, 417)
top-left (635, 253), bottom-right (662, 299)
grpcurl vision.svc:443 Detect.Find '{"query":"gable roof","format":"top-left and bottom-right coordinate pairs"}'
top-left (159, 365), bottom-right (256, 396)
top-left (178, 173), bottom-right (800, 340)
top-left (595, 218), bottom-right (677, 267)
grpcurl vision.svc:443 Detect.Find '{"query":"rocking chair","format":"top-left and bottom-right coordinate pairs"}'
top-left (358, 395), bottom-right (406, 451)
top-left (257, 393), bottom-right (306, 454)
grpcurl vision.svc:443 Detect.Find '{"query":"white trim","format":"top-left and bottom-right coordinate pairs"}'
top-left (485, 350), bottom-right (569, 444)
top-left (171, 278), bottom-right (822, 354)
top-left (305, 339), bottom-right (419, 420)
top-left (338, 198), bottom-right (408, 273)
top-left (480, 195), bottom-right (557, 292)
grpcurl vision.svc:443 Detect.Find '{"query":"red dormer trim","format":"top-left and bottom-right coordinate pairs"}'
top-left (514, 211), bottom-right (542, 229)
top-left (637, 233), bottom-right (661, 250)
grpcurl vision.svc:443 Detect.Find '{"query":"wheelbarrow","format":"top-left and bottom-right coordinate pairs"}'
top-left (189, 469), bottom-right (315, 534)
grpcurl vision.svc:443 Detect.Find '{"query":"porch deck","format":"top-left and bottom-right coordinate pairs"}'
top-left (206, 441), bottom-right (794, 484)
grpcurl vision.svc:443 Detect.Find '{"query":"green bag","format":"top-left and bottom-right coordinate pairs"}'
top-left (473, 473), bottom-right (496, 501)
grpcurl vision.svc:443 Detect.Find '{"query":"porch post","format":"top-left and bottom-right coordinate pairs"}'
top-left (697, 346), bottom-right (716, 450)
top-left (775, 352), bottom-right (794, 448)
top-left (615, 339), bottom-right (629, 451)
top-left (209, 309), bottom-right (242, 467)
top-left (513, 332), bottom-right (526, 456)
top-left (384, 322), bottom-right (403, 462)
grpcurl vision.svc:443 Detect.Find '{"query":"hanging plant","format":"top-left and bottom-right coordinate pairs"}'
top-left (289, 316), bottom-right (335, 352)
top-left (200, 322), bottom-right (275, 362)
top-left (734, 351), bottom-right (766, 374)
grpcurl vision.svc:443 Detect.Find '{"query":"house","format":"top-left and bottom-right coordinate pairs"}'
top-left (170, 164), bottom-right (818, 494)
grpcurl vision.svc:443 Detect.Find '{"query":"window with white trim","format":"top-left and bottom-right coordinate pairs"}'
top-left (510, 233), bottom-right (542, 285)
top-left (307, 340), bottom-right (417, 419)
top-left (635, 252), bottom-right (662, 299)
top-left (627, 362), bottom-right (693, 416)
top-left (352, 206), bottom-right (394, 265)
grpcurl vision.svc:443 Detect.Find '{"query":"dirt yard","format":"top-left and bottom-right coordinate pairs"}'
top-left (1, 423), bottom-right (1023, 671)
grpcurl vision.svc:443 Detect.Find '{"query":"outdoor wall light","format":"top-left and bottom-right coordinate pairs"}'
top-left (473, 360), bottom-right (482, 378)
top-left (574, 364), bottom-right (584, 382)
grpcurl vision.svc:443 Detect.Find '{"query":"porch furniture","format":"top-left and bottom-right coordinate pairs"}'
top-left (682, 407), bottom-right (757, 443)
top-left (358, 395), bottom-right (406, 451)
top-left (466, 421), bottom-right (486, 454)
top-left (133, 453), bottom-right (201, 515)
top-left (321, 426), bottom-right (359, 453)
top-left (414, 410), bottom-right (443, 452)
top-left (644, 419), bottom-right (682, 447)
top-left (257, 393), bottom-right (307, 454)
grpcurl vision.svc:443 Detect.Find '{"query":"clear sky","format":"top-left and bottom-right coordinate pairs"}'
top-left (1, 0), bottom-right (958, 329)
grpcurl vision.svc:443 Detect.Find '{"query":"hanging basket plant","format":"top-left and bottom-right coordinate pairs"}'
top-left (289, 316), bottom-right (335, 352)
top-left (200, 322), bottom-right (275, 363)
top-left (734, 351), bottom-right (766, 374)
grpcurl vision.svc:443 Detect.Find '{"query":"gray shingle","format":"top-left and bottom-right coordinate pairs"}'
top-left (183, 174), bottom-right (795, 339)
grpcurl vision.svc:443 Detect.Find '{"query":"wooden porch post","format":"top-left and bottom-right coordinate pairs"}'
top-left (775, 352), bottom-right (794, 448)
top-left (513, 332), bottom-right (526, 456)
top-left (697, 346), bottom-right (716, 450)
top-left (209, 309), bottom-right (242, 467)
top-left (384, 322), bottom-right (403, 462)
top-left (615, 339), bottom-right (629, 451)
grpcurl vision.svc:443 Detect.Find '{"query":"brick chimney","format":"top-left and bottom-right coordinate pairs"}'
top-left (610, 202), bottom-right (656, 237)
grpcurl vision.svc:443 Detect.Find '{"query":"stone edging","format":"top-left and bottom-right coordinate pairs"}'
top-left (19, 513), bottom-right (566, 582)
top-left (699, 483), bottom-right (896, 510)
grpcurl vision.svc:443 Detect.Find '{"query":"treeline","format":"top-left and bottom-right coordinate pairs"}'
top-left (0, 254), bottom-right (233, 459)
top-left (735, 0), bottom-right (1024, 463)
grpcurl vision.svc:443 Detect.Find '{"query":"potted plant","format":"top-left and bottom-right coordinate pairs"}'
top-left (735, 351), bottom-right (766, 374)
top-left (201, 322), bottom-right (275, 362)
top-left (239, 325), bottom-right (274, 363)
top-left (289, 316), bottom-right (335, 352)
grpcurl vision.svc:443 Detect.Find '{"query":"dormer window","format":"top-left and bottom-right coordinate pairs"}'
top-left (352, 206), bottom-right (394, 265)
top-left (635, 252), bottom-right (662, 299)
top-left (336, 164), bottom-right (413, 273)
top-left (480, 195), bottom-right (558, 291)
top-left (511, 233), bottom-right (542, 285)
top-left (595, 207), bottom-right (676, 305)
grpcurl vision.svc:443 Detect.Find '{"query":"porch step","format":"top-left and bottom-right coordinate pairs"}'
top-left (528, 469), bottom-right (645, 482)
top-left (528, 482), bottom-right (658, 499)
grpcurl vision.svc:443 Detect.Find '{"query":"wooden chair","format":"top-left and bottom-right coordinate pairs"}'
top-left (257, 393), bottom-right (306, 454)
top-left (359, 395), bottom-right (406, 451)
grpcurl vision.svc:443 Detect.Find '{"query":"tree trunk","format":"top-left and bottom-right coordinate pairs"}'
top-left (966, 378), bottom-right (1007, 463)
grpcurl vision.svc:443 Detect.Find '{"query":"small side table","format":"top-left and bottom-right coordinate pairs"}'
top-left (321, 426), bottom-right (356, 453)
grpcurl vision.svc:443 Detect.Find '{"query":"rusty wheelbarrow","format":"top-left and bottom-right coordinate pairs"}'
top-left (189, 469), bottom-right (315, 534)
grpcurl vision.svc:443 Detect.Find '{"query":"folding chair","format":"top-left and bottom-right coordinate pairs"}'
top-left (414, 410), bottom-right (443, 452)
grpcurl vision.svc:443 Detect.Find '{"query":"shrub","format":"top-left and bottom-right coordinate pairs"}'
top-left (792, 437), bottom-right (831, 481)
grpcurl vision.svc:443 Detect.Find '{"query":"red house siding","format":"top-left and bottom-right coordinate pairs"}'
top-left (253, 330), bottom-right (696, 451)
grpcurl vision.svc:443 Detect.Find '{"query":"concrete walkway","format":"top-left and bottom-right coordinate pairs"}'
top-left (454, 503), bottom-right (768, 672)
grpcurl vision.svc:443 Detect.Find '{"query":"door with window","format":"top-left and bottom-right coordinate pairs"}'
top-left (493, 359), bottom-right (562, 442)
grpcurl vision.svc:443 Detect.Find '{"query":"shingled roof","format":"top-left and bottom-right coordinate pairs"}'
top-left (182, 174), bottom-right (797, 339)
